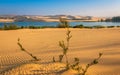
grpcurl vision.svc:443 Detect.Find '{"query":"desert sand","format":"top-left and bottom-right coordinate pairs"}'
top-left (0, 28), bottom-right (120, 75)
top-left (0, 19), bottom-right (14, 22)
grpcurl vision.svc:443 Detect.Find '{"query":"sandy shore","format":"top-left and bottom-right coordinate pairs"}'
top-left (0, 19), bottom-right (14, 22)
top-left (0, 28), bottom-right (120, 75)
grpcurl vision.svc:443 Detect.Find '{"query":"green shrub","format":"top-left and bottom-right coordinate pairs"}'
top-left (3, 24), bottom-right (19, 30)
top-left (116, 25), bottom-right (120, 27)
top-left (28, 25), bottom-right (37, 29)
top-left (93, 25), bottom-right (105, 29)
top-left (107, 26), bottom-right (115, 28)
top-left (3, 24), bottom-right (8, 30)
top-left (73, 24), bottom-right (84, 28)
top-left (28, 25), bottom-right (56, 29)
top-left (73, 25), bottom-right (106, 29)
top-left (40, 26), bottom-right (56, 28)
top-left (84, 26), bottom-right (93, 29)
top-left (20, 26), bottom-right (24, 29)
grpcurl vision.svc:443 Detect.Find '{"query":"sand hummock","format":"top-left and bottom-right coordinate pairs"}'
top-left (0, 28), bottom-right (120, 75)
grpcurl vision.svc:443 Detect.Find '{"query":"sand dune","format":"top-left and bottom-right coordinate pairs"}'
top-left (0, 28), bottom-right (120, 75)
top-left (0, 19), bottom-right (14, 22)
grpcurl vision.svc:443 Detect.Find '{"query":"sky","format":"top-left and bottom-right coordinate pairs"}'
top-left (0, 0), bottom-right (120, 17)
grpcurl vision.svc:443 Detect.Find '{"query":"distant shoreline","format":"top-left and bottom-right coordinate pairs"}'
top-left (0, 19), bottom-right (100, 23)
top-left (0, 19), bottom-right (14, 23)
top-left (0, 24), bottom-right (120, 30)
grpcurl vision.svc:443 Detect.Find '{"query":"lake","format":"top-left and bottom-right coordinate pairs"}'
top-left (0, 22), bottom-right (120, 27)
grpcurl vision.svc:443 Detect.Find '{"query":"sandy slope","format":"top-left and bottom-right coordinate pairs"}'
top-left (0, 28), bottom-right (120, 75)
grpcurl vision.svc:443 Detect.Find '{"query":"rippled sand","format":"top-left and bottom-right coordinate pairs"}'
top-left (0, 28), bottom-right (120, 75)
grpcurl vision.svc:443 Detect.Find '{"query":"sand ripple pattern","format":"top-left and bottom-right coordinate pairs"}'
top-left (3, 63), bottom-right (66, 75)
top-left (0, 53), bottom-right (31, 74)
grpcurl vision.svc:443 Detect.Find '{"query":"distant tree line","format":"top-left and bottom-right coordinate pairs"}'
top-left (103, 16), bottom-right (120, 22)
top-left (111, 16), bottom-right (120, 22)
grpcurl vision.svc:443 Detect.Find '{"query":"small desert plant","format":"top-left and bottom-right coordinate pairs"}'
top-left (70, 57), bottom-right (80, 71)
top-left (70, 53), bottom-right (102, 75)
top-left (81, 53), bottom-right (102, 75)
top-left (53, 57), bottom-right (56, 62)
top-left (17, 38), bottom-right (39, 61)
top-left (58, 18), bottom-right (72, 69)
top-left (52, 18), bottom-right (72, 69)
top-left (54, 17), bottom-right (103, 75)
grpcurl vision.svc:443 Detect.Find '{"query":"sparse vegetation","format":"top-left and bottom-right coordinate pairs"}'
top-left (107, 26), bottom-right (115, 28)
top-left (92, 25), bottom-right (105, 29)
top-left (53, 18), bottom-right (72, 69)
top-left (116, 25), bottom-right (120, 27)
top-left (70, 53), bottom-right (102, 75)
top-left (17, 38), bottom-right (39, 61)
top-left (73, 24), bottom-right (84, 28)
top-left (58, 20), bottom-right (72, 69)
top-left (3, 24), bottom-right (19, 30)
top-left (28, 25), bottom-right (55, 29)
top-left (73, 25), bottom-right (106, 29)
top-left (0, 22), bottom-right (120, 30)
top-left (81, 53), bottom-right (102, 75)
top-left (53, 18), bottom-right (103, 75)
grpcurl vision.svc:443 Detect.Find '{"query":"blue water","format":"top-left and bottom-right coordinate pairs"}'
top-left (0, 22), bottom-right (120, 27)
